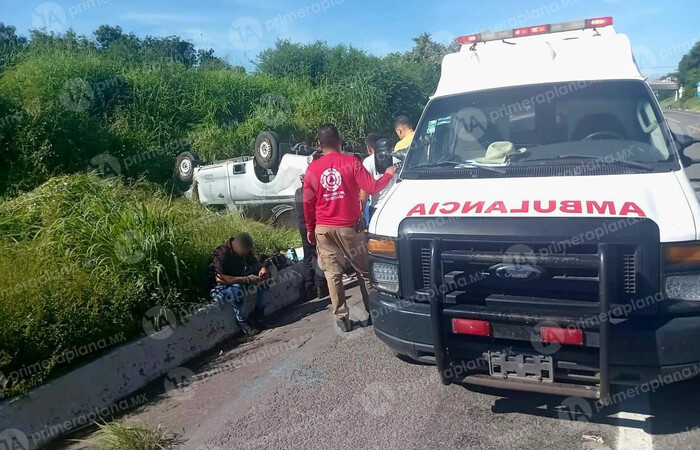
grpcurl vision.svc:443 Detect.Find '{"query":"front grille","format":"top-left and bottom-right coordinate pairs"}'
top-left (413, 239), bottom-right (640, 305)
top-left (622, 253), bottom-right (637, 294)
top-left (420, 246), bottom-right (431, 289)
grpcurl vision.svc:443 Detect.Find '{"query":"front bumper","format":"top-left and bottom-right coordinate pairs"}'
top-left (371, 291), bottom-right (700, 387)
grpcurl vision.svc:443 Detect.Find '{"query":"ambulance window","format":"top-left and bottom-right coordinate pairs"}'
top-left (405, 80), bottom-right (676, 175)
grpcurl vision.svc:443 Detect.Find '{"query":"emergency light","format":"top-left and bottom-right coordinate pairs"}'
top-left (457, 17), bottom-right (613, 45)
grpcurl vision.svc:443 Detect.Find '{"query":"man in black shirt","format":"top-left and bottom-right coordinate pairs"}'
top-left (295, 174), bottom-right (328, 300)
top-left (209, 232), bottom-right (268, 335)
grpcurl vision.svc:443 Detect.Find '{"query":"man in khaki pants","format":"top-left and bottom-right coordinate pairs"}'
top-left (303, 124), bottom-right (396, 332)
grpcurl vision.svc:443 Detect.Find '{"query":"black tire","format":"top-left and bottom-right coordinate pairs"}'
top-left (175, 151), bottom-right (199, 184)
top-left (254, 131), bottom-right (281, 170)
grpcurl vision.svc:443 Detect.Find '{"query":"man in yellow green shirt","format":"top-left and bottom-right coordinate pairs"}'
top-left (393, 115), bottom-right (415, 153)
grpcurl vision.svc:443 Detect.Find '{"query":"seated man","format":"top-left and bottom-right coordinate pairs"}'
top-left (208, 232), bottom-right (268, 336)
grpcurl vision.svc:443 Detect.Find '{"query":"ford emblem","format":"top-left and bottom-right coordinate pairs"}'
top-left (493, 264), bottom-right (543, 281)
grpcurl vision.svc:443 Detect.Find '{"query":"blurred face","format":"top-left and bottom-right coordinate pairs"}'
top-left (231, 239), bottom-right (251, 256)
top-left (395, 127), bottom-right (404, 139)
top-left (366, 145), bottom-right (375, 155)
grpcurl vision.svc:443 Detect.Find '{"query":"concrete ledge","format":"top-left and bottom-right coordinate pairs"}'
top-left (0, 264), bottom-right (305, 449)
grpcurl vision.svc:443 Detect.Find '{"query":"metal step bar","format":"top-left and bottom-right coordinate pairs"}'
top-left (429, 239), bottom-right (612, 400)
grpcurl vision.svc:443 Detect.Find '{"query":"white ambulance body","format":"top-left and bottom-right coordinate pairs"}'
top-left (367, 18), bottom-right (700, 399)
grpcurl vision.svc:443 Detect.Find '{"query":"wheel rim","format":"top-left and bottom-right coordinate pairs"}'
top-left (259, 140), bottom-right (272, 161)
top-left (179, 159), bottom-right (192, 175)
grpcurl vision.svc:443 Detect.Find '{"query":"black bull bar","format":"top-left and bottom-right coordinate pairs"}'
top-left (428, 239), bottom-right (613, 400)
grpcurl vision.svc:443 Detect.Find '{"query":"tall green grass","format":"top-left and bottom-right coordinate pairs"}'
top-left (0, 174), bottom-right (299, 397)
top-left (0, 46), bottom-right (402, 195)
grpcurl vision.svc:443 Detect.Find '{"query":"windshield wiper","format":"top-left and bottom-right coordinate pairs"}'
top-left (408, 161), bottom-right (461, 170)
top-left (409, 161), bottom-right (506, 174)
top-left (519, 154), bottom-right (653, 171)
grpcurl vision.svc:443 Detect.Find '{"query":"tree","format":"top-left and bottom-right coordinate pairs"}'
top-left (142, 35), bottom-right (197, 67)
top-left (678, 41), bottom-right (700, 99)
top-left (196, 48), bottom-right (230, 70)
top-left (257, 40), bottom-right (329, 84)
top-left (93, 25), bottom-right (123, 49)
top-left (0, 23), bottom-right (28, 71)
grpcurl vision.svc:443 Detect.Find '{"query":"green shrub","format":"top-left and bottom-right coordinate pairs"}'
top-left (0, 174), bottom-right (299, 397)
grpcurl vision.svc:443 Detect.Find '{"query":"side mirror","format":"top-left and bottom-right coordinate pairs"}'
top-left (674, 134), bottom-right (700, 167)
top-left (374, 147), bottom-right (394, 174)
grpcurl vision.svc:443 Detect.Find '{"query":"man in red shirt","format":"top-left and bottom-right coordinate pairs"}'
top-left (304, 124), bottom-right (396, 332)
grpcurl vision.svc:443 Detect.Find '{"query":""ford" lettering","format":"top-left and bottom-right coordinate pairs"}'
top-left (493, 264), bottom-right (543, 281)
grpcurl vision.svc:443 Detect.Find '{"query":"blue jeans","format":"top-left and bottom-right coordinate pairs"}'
top-left (210, 283), bottom-right (265, 323)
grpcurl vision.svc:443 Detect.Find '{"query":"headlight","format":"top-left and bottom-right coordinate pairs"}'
top-left (663, 243), bottom-right (700, 300)
top-left (372, 262), bottom-right (399, 293)
top-left (665, 274), bottom-right (700, 300)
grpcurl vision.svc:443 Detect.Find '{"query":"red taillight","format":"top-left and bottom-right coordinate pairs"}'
top-left (456, 34), bottom-right (480, 45)
top-left (586, 17), bottom-right (613, 28)
top-left (513, 24), bottom-right (550, 37)
top-left (452, 318), bottom-right (491, 336)
top-left (540, 327), bottom-right (584, 346)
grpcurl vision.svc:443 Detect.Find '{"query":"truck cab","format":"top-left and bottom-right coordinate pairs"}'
top-left (368, 17), bottom-right (700, 401)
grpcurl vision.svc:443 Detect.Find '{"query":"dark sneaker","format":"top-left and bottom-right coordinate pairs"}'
top-left (238, 320), bottom-right (259, 336)
top-left (337, 318), bottom-right (352, 332)
top-left (363, 314), bottom-right (373, 327)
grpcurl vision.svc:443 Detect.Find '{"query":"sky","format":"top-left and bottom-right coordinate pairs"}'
top-left (1, 0), bottom-right (698, 78)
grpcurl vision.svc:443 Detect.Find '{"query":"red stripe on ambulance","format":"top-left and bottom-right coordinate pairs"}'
top-left (407, 200), bottom-right (646, 217)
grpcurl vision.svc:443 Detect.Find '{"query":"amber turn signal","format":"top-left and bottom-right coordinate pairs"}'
top-left (665, 245), bottom-right (700, 266)
top-left (368, 238), bottom-right (396, 258)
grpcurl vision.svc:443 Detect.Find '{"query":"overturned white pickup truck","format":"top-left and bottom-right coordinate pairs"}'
top-left (175, 131), bottom-right (315, 225)
top-left (175, 131), bottom-right (365, 226)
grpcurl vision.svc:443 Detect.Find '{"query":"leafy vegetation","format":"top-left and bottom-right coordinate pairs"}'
top-left (0, 174), bottom-right (299, 397)
top-left (0, 24), bottom-right (455, 196)
top-left (678, 41), bottom-right (700, 100)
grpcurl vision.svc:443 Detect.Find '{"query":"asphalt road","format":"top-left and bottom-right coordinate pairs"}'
top-left (59, 281), bottom-right (700, 450)
top-left (58, 111), bottom-right (700, 450)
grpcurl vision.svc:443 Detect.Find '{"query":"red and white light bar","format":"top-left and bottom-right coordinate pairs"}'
top-left (457, 17), bottom-right (613, 45)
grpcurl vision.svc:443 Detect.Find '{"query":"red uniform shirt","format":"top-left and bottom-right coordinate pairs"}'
top-left (303, 152), bottom-right (392, 232)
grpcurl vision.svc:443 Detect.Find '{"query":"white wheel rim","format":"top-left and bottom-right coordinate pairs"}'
top-left (180, 159), bottom-right (192, 174)
top-left (259, 141), bottom-right (272, 160)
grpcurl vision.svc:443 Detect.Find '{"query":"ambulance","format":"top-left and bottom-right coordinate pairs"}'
top-left (367, 17), bottom-right (700, 400)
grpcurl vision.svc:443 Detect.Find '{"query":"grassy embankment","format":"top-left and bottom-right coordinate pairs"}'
top-left (0, 175), bottom-right (299, 398)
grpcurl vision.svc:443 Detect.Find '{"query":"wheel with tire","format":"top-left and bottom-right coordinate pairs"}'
top-left (254, 131), bottom-right (281, 171)
top-left (175, 151), bottom-right (200, 184)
